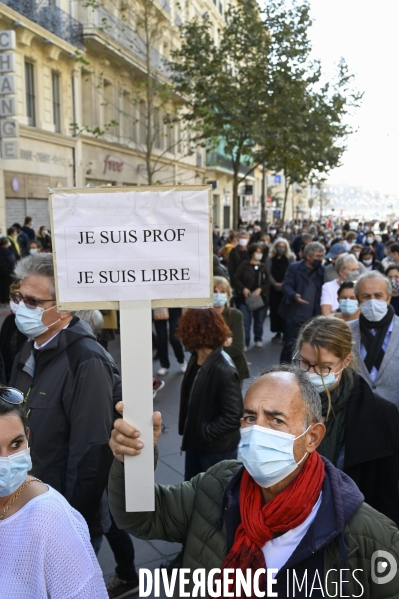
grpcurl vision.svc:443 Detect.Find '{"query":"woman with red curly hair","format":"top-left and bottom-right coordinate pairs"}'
top-left (176, 308), bottom-right (243, 481)
top-left (162, 308), bottom-right (243, 570)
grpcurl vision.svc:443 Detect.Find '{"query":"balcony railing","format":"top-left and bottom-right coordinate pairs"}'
top-left (1, 0), bottom-right (84, 49)
top-left (207, 151), bottom-right (252, 177)
top-left (78, 2), bottom-right (170, 77)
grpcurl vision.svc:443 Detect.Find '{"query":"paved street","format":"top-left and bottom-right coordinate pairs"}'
top-left (100, 317), bottom-right (282, 595)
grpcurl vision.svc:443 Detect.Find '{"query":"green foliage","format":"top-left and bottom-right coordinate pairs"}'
top-left (171, 0), bottom-right (362, 225)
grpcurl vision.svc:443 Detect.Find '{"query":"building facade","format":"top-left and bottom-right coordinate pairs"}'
top-left (0, 0), bottom-right (266, 232)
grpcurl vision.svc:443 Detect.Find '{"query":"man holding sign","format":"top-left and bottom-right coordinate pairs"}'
top-left (10, 254), bottom-right (115, 548)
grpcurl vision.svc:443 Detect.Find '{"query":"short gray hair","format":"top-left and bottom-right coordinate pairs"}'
top-left (75, 310), bottom-right (104, 336)
top-left (354, 270), bottom-right (392, 296)
top-left (258, 363), bottom-right (322, 426)
top-left (303, 241), bottom-right (325, 257)
top-left (334, 253), bottom-right (358, 274)
top-left (14, 253), bottom-right (56, 296)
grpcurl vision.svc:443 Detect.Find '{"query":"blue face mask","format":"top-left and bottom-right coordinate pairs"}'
top-left (239, 424), bottom-right (310, 488)
top-left (360, 299), bottom-right (388, 322)
top-left (0, 447), bottom-right (32, 497)
top-left (15, 302), bottom-right (59, 339)
top-left (213, 293), bottom-right (227, 308)
top-left (339, 298), bottom-right (359, 316)
top-left (306, 369), bottom-right (343, 394)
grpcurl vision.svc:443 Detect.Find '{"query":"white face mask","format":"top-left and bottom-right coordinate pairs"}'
top-left (360, 299), bottom-right (388, 322)
top-left (239, 424), bottom-right (310, 488)
top-left (253, 252), bottom-right (263, 261)
top-left (239, 238), bottom-right (249, 247)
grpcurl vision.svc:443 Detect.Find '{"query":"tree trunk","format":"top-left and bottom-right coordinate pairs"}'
top-left (144, 5), bottom-right (153, 185)
top-left (260, 160), bottom-right (267, 231)
top-left (282, 178), bottom-right (290, 222)
top-left (232, 170), bottom-right (240, 229)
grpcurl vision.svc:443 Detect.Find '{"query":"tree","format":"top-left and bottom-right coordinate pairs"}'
top-left (78, 0), bottom-right (186, 184)
top-left (170, 0), bottom-right (272, 226)
top-left (266, 57), bottom-right (362, 221)
top-left (171, 0), bottom-right (362, 226)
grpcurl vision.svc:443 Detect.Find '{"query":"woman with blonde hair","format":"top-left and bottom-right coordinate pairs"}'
top-left (213, 276), bottom-right (249, 381)
top-left (265, 238), bottom-right (295, 341)
top-left (294, 315), bottom-right (399, 525)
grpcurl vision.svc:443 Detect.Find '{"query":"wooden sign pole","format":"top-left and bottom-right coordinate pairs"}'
top-left (119, 300), bottom-right (154, 511)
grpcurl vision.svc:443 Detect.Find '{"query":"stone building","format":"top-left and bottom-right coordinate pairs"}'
top-left (0, 0), bottom-right (264, 232)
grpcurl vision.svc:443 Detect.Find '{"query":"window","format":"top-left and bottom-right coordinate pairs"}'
top-left (166, 120), bottom-right (175, 153)
top-left (82, 71), bottom-right (93, 129)
top-left (25, 61), bottom-right (35, 127)
top-left (153, 108), bottom-right (161, 149)
top-left (123, 92), bottom-right (134, 142)
top-left (139, 100), bottom-right (147, 145)
top-left (52, 71), bottom-right (61, 132)
top-left (71, 74), bottom-right (77, 136)
top-left (177, 121), bottom-right (182, 154)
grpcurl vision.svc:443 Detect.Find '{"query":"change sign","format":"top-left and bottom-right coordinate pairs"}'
top-left (50, 186), bottom-right (212, 511)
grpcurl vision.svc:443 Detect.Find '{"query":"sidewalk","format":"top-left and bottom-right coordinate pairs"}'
top-left (100, 319), bottom-right (282, 596)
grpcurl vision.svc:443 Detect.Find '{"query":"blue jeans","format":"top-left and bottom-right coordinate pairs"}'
top-left (184, 448), bottom-right (238, 481)
top-left (238, 302), bottom-right (264, 347)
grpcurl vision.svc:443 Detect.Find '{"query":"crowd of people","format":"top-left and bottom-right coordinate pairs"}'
top-left (0, 218), bottom-right (399, 597)
top-left (0, 217), bottom-right (52, 305)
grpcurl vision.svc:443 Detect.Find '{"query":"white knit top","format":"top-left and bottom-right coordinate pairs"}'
top-left (0, 486), bottom-right (108, 598)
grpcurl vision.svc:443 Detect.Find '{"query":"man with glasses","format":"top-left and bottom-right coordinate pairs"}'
top-left (9, 253), bottom-right (115, 554)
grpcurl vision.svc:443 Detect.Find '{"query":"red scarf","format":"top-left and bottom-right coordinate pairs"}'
top-left (218, 451), bottom-right (325, 597)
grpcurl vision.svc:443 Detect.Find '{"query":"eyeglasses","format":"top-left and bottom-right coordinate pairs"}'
top-left (11, 292), bottom-right (55, 308)
top-left (0, 387), bottom-right (24, 405)
top-left (292, 352), bottom-right (342, 376)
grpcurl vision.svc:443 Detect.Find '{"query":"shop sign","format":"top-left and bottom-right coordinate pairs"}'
top-left (0, 31), bottom-right (17, 159)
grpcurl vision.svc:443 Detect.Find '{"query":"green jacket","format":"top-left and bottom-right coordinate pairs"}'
top-left (221, 305), bottom-right (250, 380)
top-left (109, 457), bottom-right (399, 598)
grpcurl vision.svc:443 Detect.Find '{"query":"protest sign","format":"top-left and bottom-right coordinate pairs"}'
top-left (49, 185), bottom-right (212, 510)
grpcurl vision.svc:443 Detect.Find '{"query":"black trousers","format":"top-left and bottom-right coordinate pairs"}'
top-left (105, 514), bottom-right (137, 581)
top-left (280, 320), bottom-right (305, 364)
top-left (154, 308), bottom-right (185, 368)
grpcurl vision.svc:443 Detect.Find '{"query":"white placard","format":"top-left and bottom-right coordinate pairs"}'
top-left (51, 188), bottom-right (211, 304)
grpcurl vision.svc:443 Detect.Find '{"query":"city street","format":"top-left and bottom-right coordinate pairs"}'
top-left (99, 318), bottom-right (280, 595)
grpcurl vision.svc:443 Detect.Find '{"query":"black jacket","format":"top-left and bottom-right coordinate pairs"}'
top-left (18, 230), bottom-right (29, 257)
top-left (278, 259), bottom-right (325, 321)
top-left (228, 246), bottom-right (248, 281)
top-left (178, 347), bottom-right (242, 452)
top-left (0, 313), bottom-right (27, 383)
top-left (343, 374), bottom-right (399, 526)
top-left (232, 260), bottom-right (270, 304)
top-left (10, 317), bottom-right (115, 535)
top-left (0, 246), bottom-right (15, 276)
